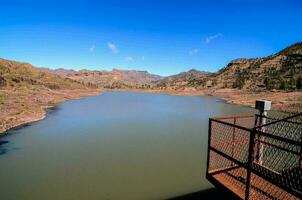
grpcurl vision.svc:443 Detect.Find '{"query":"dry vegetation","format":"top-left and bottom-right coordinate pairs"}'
top-left (0, 59), bottom-right (101, 134)
top-left (0, 42), bottom-right (302, 134)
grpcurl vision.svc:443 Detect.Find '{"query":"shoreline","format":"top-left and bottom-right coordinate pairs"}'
top-left (0, 105), bottom-right (59, 137)
top-left (0, 89), bottom-right (103, 136)
top-left (0, 112), bottom-right (47, 137)
top-left (108, 88), bottom-right (302, 112)
top-left (1, 88), bottom-right (301, 135)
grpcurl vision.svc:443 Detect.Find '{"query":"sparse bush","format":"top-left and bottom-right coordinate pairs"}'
top-left (233, 77), bottom-right (245, 89)
top-left (279, 80), bottom-right (288, 90)
top-left (297, 77), bottom-right (302, 89)
top-left (0, 94), bottom-right (5, 105)
top-left (0, 76), bottom-right (6, 87)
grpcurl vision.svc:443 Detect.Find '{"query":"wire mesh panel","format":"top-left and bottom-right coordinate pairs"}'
top-left (249, 173), bottom-right (299, 200)
top-left (206, 113), bottom-right (302, 200)
top-left (253, 113), bottom-right (302, 198)
top-left (257, 114), bottom-right (302, 142)
top-left (208, 150), bottom-right (247, 199)
top-left (210, 119), bottom-right (251, 164)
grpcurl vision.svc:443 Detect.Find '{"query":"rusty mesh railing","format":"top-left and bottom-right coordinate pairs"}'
top-left (206, 113), bottom-right (302, 200)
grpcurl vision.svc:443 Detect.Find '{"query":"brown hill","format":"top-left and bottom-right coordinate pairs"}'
top-left (154, 69), bottom-right (211, 90)
top-left (0, 59), bottom-right (92, 90)
top-left (213, 42), bottom-right (302, 90)
top-left (50, 68), bottom-right (162, 89)
top-left (1, 41), bottom-right (302, 133)
top-left (0, 58), bottom-right (99, 133)
top-left (153, 42), bottom-right (302, 91)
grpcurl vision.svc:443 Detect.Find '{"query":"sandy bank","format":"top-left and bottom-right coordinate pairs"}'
top-left (1, 88), bottom-right (301, 135)
top-left (109, 88), bottom-right (302, 113)
top-left (0, 88), bottom-right (102, 135)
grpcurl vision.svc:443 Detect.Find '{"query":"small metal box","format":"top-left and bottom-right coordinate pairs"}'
top-left (255, 100), bottom-right (271, 112)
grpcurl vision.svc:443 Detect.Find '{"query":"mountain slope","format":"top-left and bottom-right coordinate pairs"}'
top-left (0, 58), bottom-right (99, 133)
top-left (48, 68), bottom-right (162, 89)
top-left (152, 42), bottom-right (302, 91)
top-left (213, 42), bottom-right (302, 90)
top-left (0, 58), bottom-right (93, 90)
top-left (154, 69), bottom-right (212, 89)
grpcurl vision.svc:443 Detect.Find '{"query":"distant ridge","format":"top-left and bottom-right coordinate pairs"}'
top-left (0, 58), bottom-right (98, 133)
top-left (47, 68), bottom-right (163, 89)
top-left (1, 41), bottom-right (302, 133)
top-left (1, 41), bottom-right (302, 91)
top-left (0, 58), bottom-right (90, 90)
top-left (211, 42), bottom-right (302, 90)
top-left (153, 42), bottom-right (302, 91)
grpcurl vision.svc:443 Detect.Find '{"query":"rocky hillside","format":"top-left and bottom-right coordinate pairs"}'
top-left (1, 41), bottom-right (302, 133)
top-left (154, 69), bottom-right (211, 89)
top-left (0, 58), bottom-right (92, 90)
top-left (0, 58), bottom-right (99, 133)
top-left (213, 42), bottom-right (302, 90)
top-left (36, 41), bottom-right (302, 92)
top-left (153, 42), bottom-right (302, 91)
top-left (46, 68), bottom-right (162, 89)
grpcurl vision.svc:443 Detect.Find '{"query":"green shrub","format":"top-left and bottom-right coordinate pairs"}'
top-left (233, 77), bottom-right (245, 89)
top-left (279, 80), bottom-right (289, 90)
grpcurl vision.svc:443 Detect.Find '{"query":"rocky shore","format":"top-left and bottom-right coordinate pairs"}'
top-left (111, 88), bottom-right (302, 112)
top-left (1, 88), bottom-right (301, 135)
top-left (0, 88), bottom-right (102, 135)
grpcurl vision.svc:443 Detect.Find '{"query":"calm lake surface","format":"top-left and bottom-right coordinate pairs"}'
top-left (0, 92), bottom-right (255, 200)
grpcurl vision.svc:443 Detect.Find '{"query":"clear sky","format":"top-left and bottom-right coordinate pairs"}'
top-left (0, 0), bottom-right (302, 76)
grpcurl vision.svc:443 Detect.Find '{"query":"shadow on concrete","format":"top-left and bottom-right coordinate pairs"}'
top-left (168, 188), bottom-right (236, 200)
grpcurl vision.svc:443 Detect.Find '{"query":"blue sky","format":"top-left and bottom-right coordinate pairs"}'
top-left (0, 0), bottom-right (302, 76)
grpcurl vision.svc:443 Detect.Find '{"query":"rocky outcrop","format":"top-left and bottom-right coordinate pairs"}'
top-left (0, 58), bottom-right (100, 134)
top-left (49, 68), bottom-right (162, 88)
top-left (213, 42), bottom-right (302, 90)
top-left (152, 42), bottom-right (302, 91)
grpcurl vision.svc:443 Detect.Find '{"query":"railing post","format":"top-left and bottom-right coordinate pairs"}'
top-left (255, 100), bottom-right (271, 166)
top-left (245, 129), bottom-right (256, 200)
top-left (299, 136), bottom-right (302, 169)
top-left (258, 111), bottom-right (267, 165)
top-left (206, 119), bottom-right (213, 176)
top-left (231, 117), bottom-right (237, 166)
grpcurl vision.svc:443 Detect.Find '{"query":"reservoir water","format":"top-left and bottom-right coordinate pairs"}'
top-left (0, 92), bottom-right (255, 200)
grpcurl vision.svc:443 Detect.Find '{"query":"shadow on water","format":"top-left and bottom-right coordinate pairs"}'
top-left (0, 105), bottom-right (60, 137)
top-left (0, 105), bottom-right (60, 156)
top-left (168, 188), bottom-right (237, 200)
top-left (0, 140), bottom-right (9, 155)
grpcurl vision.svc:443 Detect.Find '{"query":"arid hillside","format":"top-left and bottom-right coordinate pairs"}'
top-left (1, 42), bottom-right (302, 134)
top-left (154, 69), bottom-right (211, 90)
top-left (0, 58), bottom-right (95, 90)
top-left (213, 42), bottom-right (302, 90)
top-left (147, 42), bottom-right (302, 112)
top-left (0, 58), bottom-right (100, 133)
top-left (153, 42), bottom-right (302, 91)
top-left (45, 68), bottom-right (162, 89)
top-left (37, 42), bottom-right (302, 92)
top-left (153, 43), bottom-right (302, 91)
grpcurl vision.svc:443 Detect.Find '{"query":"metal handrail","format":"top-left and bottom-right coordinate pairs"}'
top-left (206, 113), bottom-right (302, 200)
top-left (254, 112), bottom-right (302, 129)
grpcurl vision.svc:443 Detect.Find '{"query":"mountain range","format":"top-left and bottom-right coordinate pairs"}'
top-left (36, 42), bottom-right (302, 91)
top-left (154, 42), bottom-right (302, 91)
top-left (1, 42), bottom-right (302, 93)
top-left (1, 41), bottom-right (302, 133)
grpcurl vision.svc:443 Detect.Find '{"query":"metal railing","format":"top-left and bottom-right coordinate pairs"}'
top-left (206, 113), bottom-right (302, 200)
